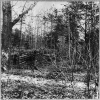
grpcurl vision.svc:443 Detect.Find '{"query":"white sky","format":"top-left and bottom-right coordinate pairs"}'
top-left (1, 1), bottom-right (99, 39)
top-left (12, 1), bottom-right (69, 33)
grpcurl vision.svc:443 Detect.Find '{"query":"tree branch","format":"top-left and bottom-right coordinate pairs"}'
top-left (11, 1), bottom-right (38, 27)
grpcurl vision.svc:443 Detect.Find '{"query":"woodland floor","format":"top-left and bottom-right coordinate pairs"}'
top-left (1, 67), bottom-right (97, 99)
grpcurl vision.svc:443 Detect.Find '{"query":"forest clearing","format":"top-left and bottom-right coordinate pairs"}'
top-left (1, 1), bottom-right (99, 99)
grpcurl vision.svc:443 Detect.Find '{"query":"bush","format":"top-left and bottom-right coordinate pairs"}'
top-left (45, 69), bottom-right (64, 80)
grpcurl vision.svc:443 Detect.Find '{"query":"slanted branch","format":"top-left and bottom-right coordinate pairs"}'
top-left (11, 1), bottom-right (37, 27)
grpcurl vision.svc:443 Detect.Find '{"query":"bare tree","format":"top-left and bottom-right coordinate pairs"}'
top-left (2, 1), bottom-right (37, 70)
top-left (2, 1), bottom-right (37, 52)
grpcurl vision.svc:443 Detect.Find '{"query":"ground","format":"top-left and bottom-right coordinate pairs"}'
top-left (1, 68), bottom-right (98, 99)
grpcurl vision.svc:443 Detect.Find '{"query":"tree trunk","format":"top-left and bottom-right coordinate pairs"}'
top-left (2, 1), bottom-right (37, 70)
top-left (2, 1), bottom-right (37, 52)
top-left (2, 1), bottom-right (12, 52)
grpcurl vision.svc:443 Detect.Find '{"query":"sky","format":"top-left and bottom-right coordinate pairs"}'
top-left (12, 1), bottom-right (69, 33)
top-left (1, 1), bottom-right (99, 40)
top-left (11, 1), bottom-right (99, 40)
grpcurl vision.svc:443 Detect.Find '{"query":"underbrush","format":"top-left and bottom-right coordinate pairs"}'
top-left (1, 78), bottom-right (85, 99)
top-left (1, 59), bottom-right (98, 99)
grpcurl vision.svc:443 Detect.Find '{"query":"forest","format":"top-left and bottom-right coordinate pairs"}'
top-left (1, 1), bottom-right (99, 99)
